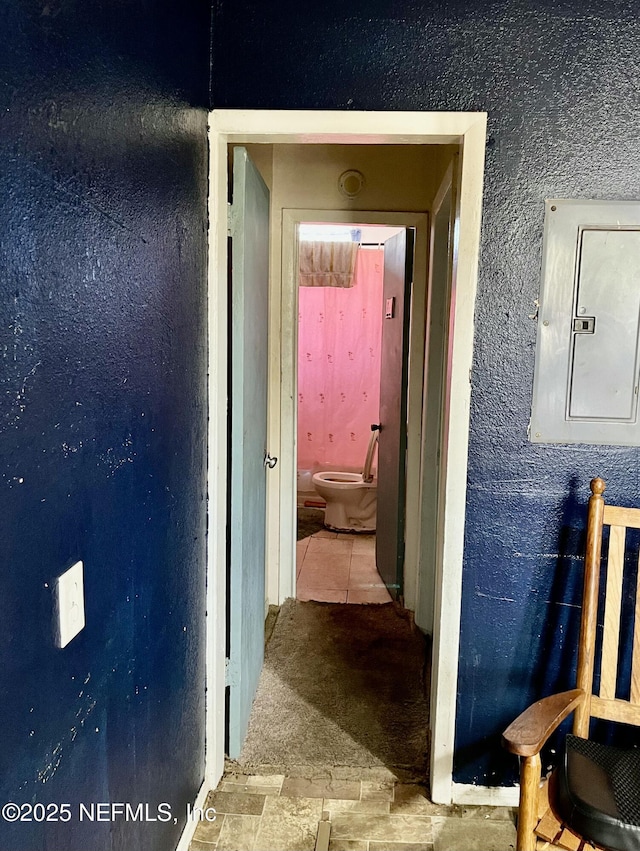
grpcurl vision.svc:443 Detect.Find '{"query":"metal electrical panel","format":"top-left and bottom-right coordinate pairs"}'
top-left (530, 200), bottom-right (640, 445)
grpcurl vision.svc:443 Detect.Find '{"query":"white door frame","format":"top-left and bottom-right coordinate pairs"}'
top-left (276, 210), bottom-right (429, 611)
top-left (206, 109), bottom-right (487, 804)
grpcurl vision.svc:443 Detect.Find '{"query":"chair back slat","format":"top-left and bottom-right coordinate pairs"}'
top-left (591, 695), bottom-right (640, 726)
top-left (631, 550), bottom-right (640, 705)
top-left (599, 525), bottom-right (626, 701)
top-left (603, 504), bottom-right (640, 529)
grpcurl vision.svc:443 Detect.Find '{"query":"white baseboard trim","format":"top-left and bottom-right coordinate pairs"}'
top-left (175, 779), bottom-right (210, 851)
top-left (451, 782), bottom-right (520, 807)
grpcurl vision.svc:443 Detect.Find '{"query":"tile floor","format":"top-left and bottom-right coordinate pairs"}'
top-left (189, 774), bottom-right (517, 851)
top-left (296, 532), bottom-right (392, 604)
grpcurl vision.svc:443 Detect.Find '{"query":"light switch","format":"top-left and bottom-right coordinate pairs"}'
top-left (54, 561), bottom-right (85, 648)
top-left (385, 297), bottom-right (395, 319)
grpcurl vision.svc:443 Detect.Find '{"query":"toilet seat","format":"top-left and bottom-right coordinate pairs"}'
top-left (312, 471), bottom-right (376, 490)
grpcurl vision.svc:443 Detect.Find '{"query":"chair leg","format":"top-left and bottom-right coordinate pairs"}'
top-left (517, 754), bottom-right (541, 851)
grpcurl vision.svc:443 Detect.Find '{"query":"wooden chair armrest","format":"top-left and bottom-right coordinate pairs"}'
top-left (502, 689), bottom-right (585, 757)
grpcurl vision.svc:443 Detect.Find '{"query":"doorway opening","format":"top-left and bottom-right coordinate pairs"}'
top-left (206, 110), bottom-right (487, 809)
top-left (279, 206), bottom-right (429, 617)
top-left (294, 221), bottom-right (413, 607)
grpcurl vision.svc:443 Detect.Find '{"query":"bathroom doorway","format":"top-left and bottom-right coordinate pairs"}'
top-left (277, 208), bottom-right (429, 612)
top-left (295, 222), bottom-right (410, 604)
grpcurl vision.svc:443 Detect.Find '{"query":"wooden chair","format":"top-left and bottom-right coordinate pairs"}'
top-left (503, 477), bottom-right (640, 851)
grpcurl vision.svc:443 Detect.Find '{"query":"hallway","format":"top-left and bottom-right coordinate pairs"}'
top-left (234, 599), bottom-right (428, 776)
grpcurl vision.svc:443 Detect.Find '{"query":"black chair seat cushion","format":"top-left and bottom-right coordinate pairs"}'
top-left (556, 734), bottom-right (640, 851)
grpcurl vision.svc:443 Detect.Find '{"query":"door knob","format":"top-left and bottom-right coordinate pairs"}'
top-left (264, 453), bottom-right (278, 469)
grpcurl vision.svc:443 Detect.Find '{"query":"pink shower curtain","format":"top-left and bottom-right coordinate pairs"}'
top-left (297, 248), bottom-right (383, 472)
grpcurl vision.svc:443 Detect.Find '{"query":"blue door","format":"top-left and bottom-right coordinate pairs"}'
top-left (226, 147), bottom-right (270, 758)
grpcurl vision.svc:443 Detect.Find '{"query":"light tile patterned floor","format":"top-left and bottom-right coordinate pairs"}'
top-left (296, 532), bottom-right (392, 604)
top-left (190, 774), bottom-right (517, 851)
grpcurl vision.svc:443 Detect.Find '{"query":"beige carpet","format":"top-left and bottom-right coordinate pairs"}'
top-left (238, 600), bottom-right (430, 779)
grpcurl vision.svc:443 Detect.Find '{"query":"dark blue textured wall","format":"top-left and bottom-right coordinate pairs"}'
top-left (213, 0), bottom-right (640, 787)
top-left (0, 1), bottom-right (209, 848)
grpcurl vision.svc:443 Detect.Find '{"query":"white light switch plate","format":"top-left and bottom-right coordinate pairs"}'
top-left (54, 560), bottom-right (85, 648)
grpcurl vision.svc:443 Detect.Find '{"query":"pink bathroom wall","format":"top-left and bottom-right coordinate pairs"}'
top-left (297, 248), bottom-right (383, 472)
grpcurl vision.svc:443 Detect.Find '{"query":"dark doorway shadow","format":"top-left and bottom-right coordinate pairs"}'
top-left (297, 506), bottom-right (326, 541)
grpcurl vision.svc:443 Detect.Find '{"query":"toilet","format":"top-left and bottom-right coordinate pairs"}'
top-left (311, 429), bottom-right (378, 533)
